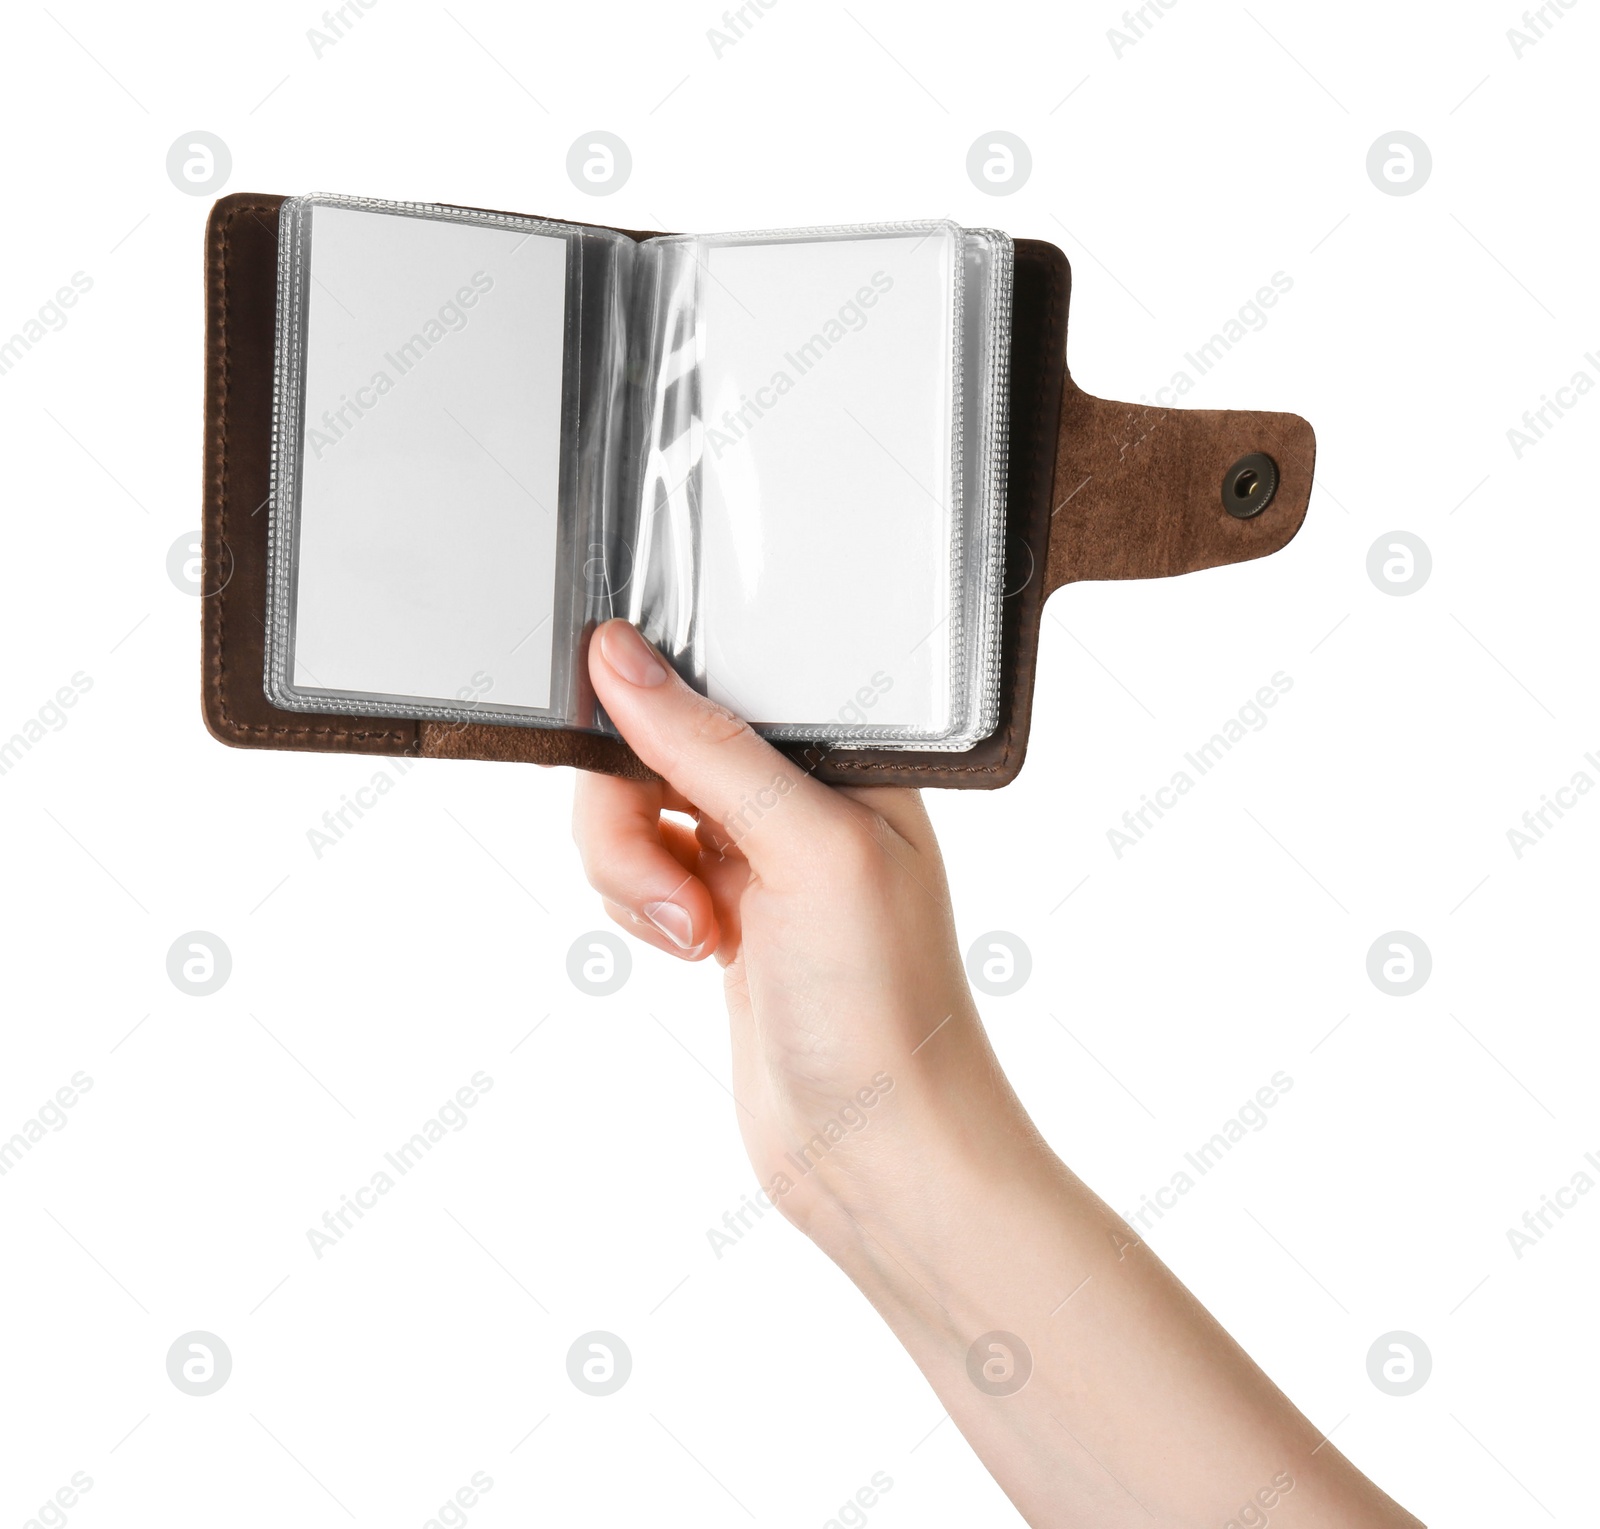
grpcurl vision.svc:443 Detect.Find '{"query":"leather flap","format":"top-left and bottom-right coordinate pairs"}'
top-left (1048, 384), bottom-right (1314, 589)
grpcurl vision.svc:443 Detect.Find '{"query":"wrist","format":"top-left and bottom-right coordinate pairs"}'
top-left (788, 1067), bottom-right (1057, 1267)
top-left (740, 1002), bottom-right (1059, 1263)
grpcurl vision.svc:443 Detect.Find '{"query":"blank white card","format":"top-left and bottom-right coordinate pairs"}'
top-left (291, 206), bottom-right (568, 712)
top-left (694, 232), bottom-right (957, 731)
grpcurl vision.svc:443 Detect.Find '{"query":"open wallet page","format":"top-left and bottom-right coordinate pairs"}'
top-left (283, 204), bottom-right (569, 714)
top-left (690, 231), bottom-right (960, 736)
top-left (267, 199), bottom-right (1009, 749)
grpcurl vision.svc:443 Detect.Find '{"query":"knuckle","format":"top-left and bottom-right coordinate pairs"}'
top-left (685, 701), bottom-right (752, 752)
top-left (572, 836), bottom-right (618, 898)
top-left (577, 853), bottom-right (607, 896)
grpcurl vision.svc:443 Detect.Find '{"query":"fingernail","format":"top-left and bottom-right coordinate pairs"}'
top-left (599, 622), bottom-right (668, 687)
top-left (642, 900), bottom-right (695, 950)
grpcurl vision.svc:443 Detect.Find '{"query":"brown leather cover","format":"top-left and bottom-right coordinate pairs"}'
top-left (202, 194), bottom-right (1313, 789)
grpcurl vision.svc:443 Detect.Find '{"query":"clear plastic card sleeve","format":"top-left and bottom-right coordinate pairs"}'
top-left (266, 195), bottom-right (1012, 751)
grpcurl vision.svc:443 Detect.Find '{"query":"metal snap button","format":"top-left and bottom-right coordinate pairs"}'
top-left (1222, 453), bottom-right (1279, 519)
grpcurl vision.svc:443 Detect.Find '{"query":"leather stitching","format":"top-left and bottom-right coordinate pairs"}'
top-left (817, 245), bottom-right (1063, 780)
top-left (208, 202), bottom-right (409, 745)
top-left (205, 210), bottom-right (1077, 780)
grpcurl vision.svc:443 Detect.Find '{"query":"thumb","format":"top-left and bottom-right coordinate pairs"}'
top-left (587, 620), bottom-right (840, 864)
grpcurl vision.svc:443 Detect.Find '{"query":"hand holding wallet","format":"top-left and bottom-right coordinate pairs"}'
top-left (202, 193), bottom-right (1315, 788)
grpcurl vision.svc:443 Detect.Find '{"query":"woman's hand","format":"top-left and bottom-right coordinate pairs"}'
top-left (572, 619), bottom-right (1422, 1529)
top-left (571, 618), bottom-right (1024, 1238)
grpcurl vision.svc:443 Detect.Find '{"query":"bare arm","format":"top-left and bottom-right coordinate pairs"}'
top-left (572, 619), bottom-right (1421, 1528)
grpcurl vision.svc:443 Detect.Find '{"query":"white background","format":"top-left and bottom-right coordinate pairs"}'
top-left (1, 2), bottom-right (1596, 1525)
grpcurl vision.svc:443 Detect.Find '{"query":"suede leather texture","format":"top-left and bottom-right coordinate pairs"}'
top-left (202, 193), bottom-right (1313, 788)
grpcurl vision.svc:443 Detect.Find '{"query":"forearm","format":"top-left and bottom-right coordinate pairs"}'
top-left (572, 639), bottom-right (1420, 1526)
top-left (802, 1095), bottom-right (1422, 1528)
